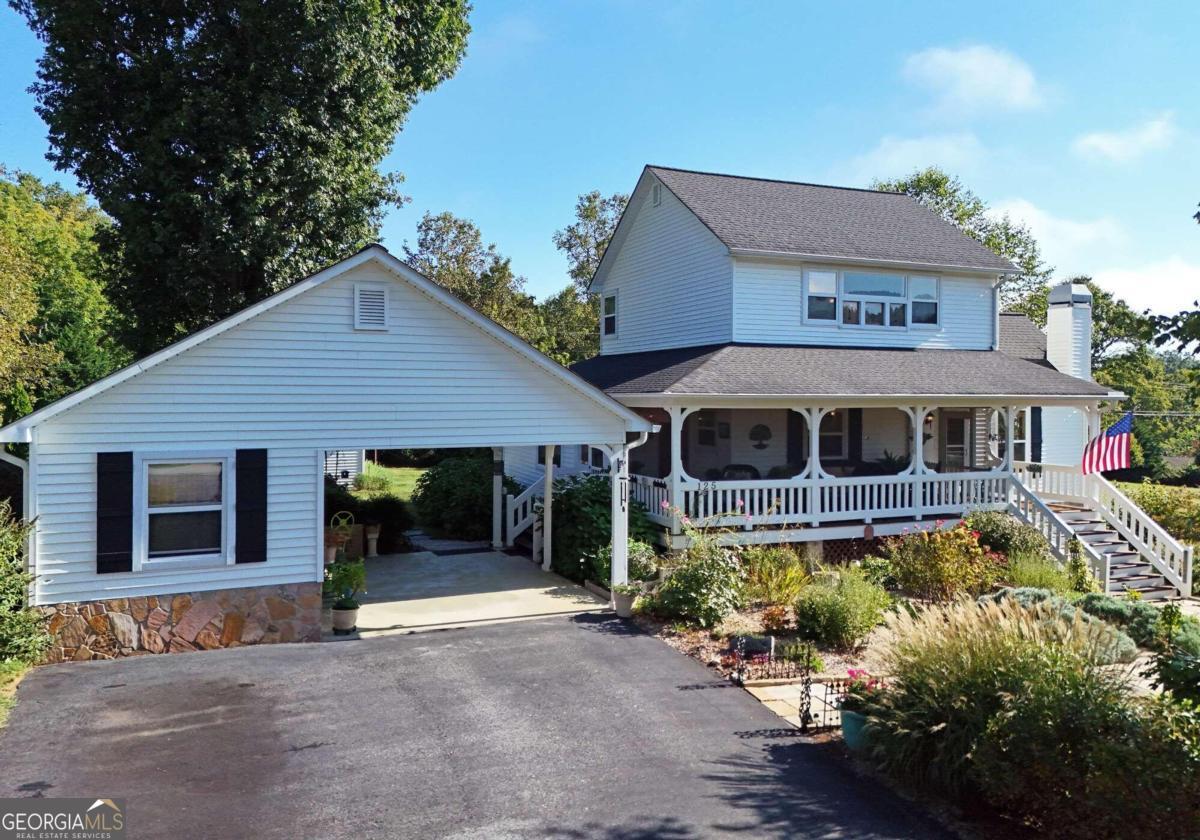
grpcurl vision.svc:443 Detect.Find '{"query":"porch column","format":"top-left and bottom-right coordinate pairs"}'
top-left (912, 406), bottom-right (930, 521)
top-left (808, 407), bottom-right (825, 478)
top-left (668, 406), bottom-right (695, 534)
top-left (1004, 406), bottom-right (1017, 471)
top-left (541, 445), bottom-right (555, 571)
top-left (491, 447), bottom-right (504, 550)
top-left (610, 446), bottom-right (630, 588)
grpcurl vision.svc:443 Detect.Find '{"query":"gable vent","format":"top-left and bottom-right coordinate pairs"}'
top-left (354, 284), bottom-right (388, 330)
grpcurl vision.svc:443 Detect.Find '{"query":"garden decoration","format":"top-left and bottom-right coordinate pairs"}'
top-left (329, 510), bottom-right (354, 563)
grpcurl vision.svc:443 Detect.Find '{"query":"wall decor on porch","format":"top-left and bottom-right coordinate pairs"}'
top-left (749, 424), bottom-right (772, 450)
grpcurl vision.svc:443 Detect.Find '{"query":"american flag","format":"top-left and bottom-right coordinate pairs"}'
top-left (1081, 412), bottom-right (1133, 475)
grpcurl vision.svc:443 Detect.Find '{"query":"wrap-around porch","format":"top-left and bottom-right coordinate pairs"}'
top-left (626, 402), bottom-right (1033, 542)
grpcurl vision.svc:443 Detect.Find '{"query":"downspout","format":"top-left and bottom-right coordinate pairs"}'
top-left (992, 277), bottom-right (1002, 351)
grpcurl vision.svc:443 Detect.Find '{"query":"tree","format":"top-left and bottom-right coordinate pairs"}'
top-left (872, 168), bottom-right (1051, 309)
top-left (552, 190), bottom-right (628, 294)
top-left (0, 237), bottom-right (59, 421)
top-left (536, 285), bottom-right (599, 366)
top-left (12, 0), bottom-right (470, 355)
top-left (1019, 277), bottom-right (1154, 365)
top-left (1154, 307), bottom-right (1200, 355)
top-left (0, 170), bottom-right (129, 406)
top-left (403, 211), bottom-right (548, 351)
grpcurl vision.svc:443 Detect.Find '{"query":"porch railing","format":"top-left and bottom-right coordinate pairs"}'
top-left (653, 470), bottom-right (1012, 530)
top-left (505, 481), bottom-right (541, 545)
top-left (1006, 476), bottom-right (1111, 591)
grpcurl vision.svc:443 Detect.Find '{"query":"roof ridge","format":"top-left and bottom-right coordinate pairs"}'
top-left (646, 164), bottom-right (905, 197)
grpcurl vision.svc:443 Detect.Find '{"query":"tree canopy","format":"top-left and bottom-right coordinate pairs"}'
top-left (0, 170), bottom-right (128, 422)
top-left (551, 190), bottom-right (628, 295)
top-left (872, 167), bottom-right (1051, 309)
top-left (1019, 277), bottom-right (1154, 366)
top-left (12, 0), bottom-right (471, 355)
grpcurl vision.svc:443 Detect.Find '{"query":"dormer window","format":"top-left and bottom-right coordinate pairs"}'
top-left (603, 293), bottom-right (618, 336)
top-left (804, 270), bottom-right (939, 329)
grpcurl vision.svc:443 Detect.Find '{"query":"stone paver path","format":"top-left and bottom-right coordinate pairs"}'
top-left (745, 681), bottom-right (842, 730)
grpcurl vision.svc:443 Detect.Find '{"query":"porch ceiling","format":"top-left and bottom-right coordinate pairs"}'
top-left (571, 343), bottom-right (1119, 402)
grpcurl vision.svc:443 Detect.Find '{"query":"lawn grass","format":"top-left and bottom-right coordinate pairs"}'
top-left (0, 659), bottom-right (30, 729)
top-left (351, 463), bottom-right (425, 503)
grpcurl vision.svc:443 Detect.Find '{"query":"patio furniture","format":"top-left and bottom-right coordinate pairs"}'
top-left (721, 464), bottom-right (761, 480)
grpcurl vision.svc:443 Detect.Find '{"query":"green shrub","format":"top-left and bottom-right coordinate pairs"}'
top-left (0, 501), bottom-right (48, 663)
top-left (357, 495), bottom-right (414, 553)
top-left (1150, 648), bottom-right (1200, 702)
top-left (971, 686), bottom-right (1200, 839)
top-left (859, 554), bottom-right (897, 590)
top-left (352, 463), bottom-right (390, 493)
top-left (741, 545), bottom-right (809, 605)
top-left (979, 588), bottom-right (1137, 665)
top-left (1005, 551), bottom-right (1074, 593)
top-left (794, 566), bottom-right (890, 649)
top-left (882, 523), bottom-right (1000, 601)
top-left (1076, 592), bottom-right (1200, 655)
top-left (547, 474), bottom-right (656, 582)
top-left (650, 534), bottom-right (744, 628)
top-left (586, 540), bottom-right (658, 586)
top-left (1116, 481), bottom-right (1200, 547)
top-left (963, 509), bottom-right (1050, 556)
top-left (411, 456), bottom-right (518, 539)
top-left (864, 598), bottom-right (1137, 797)
top-left (778, 642), bottom-right (824, 672)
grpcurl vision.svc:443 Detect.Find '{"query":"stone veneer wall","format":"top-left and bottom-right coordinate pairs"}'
top-left (39, 581), bottom-right (323, 663)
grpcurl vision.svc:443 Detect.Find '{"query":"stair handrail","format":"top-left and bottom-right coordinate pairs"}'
top-left (505, 481), bottom-right (541, 546)
top-left (1007, 477), bottom-right (1110, 592)
top-left (1089, 474), bottom-right (1192, 596)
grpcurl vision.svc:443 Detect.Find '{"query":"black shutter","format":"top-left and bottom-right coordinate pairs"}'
top-left (1031, 407), bottom-right (1043, 463)
top-left (848, 409), bottom-right (863, 463)
top-left (96, 452), bottom-right (133, 574)
top-left (235, 449), bottom-right (268, 564)
top-left (786, 411), bottom-right (804, 468)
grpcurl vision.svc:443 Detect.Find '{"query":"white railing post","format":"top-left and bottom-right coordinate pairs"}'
top-left (491, 447), bottom-right (504, 550)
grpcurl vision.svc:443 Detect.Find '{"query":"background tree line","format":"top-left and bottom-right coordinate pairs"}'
top-left (2, 1), bottom-right (1198, 484)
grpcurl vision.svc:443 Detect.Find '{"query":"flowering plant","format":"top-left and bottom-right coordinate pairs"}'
top-left (840, 668), bottom-right (884, 713)
top-left (882, 521), bottom-right (1000, 601)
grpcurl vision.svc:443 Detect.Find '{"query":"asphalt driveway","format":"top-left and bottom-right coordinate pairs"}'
top-left (0, 616), bottom-right (946, 839)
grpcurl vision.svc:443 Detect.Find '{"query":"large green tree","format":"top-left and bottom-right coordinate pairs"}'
top-left (872, 167), bottom-right (1051, 309)
top-left (403, 211), bottom-right (547, 350)
top-left (13, 0), bottom-right (470, 354)
top-left (0, 170), bottom-right (128, 410)
top-left (551, 190), bottom-right (628, 294)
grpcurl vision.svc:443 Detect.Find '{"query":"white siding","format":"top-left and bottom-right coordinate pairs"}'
top-left (597, 179), bottom-right (732, 354)
top-left (504, 445), bottom-right (593, 490)
top-left (861, 409), bottom-right (911, 462)
top-left (732, 258), bottom-right (995, 349)
top-left (1041, 407), bottom-right (1088, 466)
top-left (323, 450), bottom-right (364, 486)
top-left (31, 262), bottom-right (630, 605)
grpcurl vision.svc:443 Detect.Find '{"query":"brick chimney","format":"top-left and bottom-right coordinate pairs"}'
top-left (1046, 281), bottom-right (1092, 380)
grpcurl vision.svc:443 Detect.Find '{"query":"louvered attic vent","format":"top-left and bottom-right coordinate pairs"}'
top-left (354, 284), bottom-right (388, 330)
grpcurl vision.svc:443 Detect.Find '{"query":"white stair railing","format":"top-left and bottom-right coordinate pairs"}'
top-left (505, 482), bottom-right (541, 546)
top-left (1013, 462), bottom-right (1193, 597)
top-left (1007, 477), bottom-right (1110, 592)
top-left (1092, 475), bottom-right (1192, 597)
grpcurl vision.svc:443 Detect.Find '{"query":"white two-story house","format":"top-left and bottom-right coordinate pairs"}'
top-left (506, 166), bottom-right (1192, 599)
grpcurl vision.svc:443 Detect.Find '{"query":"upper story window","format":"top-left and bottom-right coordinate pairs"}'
top-left (804, 269), bottom-right (939, 329)
top-left (603, 293), bottom-right (617, 336)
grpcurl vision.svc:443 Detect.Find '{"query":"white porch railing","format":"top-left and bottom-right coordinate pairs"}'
top-left (658, 470), bottom-right (1012, 530)
top-left (1007, 476), bottom-right (1111, 591)
top-left (505, 481), bottom-right (541, 545)
top-left (630, 474), bottom-right (672, 526)
top-left (1014, 462), bottom-right (1193, 596)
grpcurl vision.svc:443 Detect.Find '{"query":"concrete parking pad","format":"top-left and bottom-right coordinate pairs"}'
top-left (0, 616), bottom-right (948, 839)
top-left (353, 550), bottom-right (608, 635)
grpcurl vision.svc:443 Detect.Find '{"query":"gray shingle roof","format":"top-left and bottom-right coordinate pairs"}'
top-left (570, 343), bottom-right (1110, 398)
top-left (997, 312), bottom-right (1048, 364)
top-left (648, 166), bottom-right (1016, 273)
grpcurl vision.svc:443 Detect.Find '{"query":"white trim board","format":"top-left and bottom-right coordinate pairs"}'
top-left (0, 246), bottom-right (652, 442)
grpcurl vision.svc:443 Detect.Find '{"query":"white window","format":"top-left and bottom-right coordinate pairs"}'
top-left (603, 293), bottom-right (617, 336)
top-left (652, 182), bottom-right (662, 206)
top-left (819, 411), bottom-right (848, 459)
top-left (804, 270), bottom-right (838, 322)
top-left (136, 454), bottom-right (234, 571)
top-left (354, 283), bottom-right (389, 330)
top-left (804, 270), bottom-right (940, 329)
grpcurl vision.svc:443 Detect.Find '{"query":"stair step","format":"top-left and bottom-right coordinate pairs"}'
top-left (1115, 583), bottom-right (1176, 601)
top-left (1109, 564), bottom-right (1156, 579)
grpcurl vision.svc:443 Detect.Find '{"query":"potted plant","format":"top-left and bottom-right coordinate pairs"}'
top-left (839, 669), bottom-right (883, 752)
top-left (325, 558), bottom-right (367, 635)
top-left (611, 582), bottom-right (641, 618)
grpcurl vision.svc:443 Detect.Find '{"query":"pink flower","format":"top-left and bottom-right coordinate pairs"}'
top-left (660, 500), bottom-right (670, 510)
top-left (736, 498), bottom-right (744, 508)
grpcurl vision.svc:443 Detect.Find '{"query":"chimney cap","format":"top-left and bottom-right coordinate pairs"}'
top-left (1048, 280), bottom-right (1092, 306)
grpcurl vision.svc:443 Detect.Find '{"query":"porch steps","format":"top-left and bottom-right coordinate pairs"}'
top-left (1046, 502), bottom-right (1177, 600)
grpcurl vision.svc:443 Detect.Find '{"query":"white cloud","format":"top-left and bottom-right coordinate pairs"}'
top-left (1072, 112), bottom-right (1178, 163)
top-left (988, 198), bottom-right (1124, 272)
top-left (839, 133), bottom-right (985, 185)
top-left (903, 45), bottom-right (1043, 116)
top-left (1091, 257), bottom-right (1200, 315)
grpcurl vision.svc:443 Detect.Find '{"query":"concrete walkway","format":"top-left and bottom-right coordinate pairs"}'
top-left (353, 551), bottom-right (608, 635)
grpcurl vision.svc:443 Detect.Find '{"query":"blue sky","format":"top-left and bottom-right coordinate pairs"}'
top-left (2, 1), bottom-right (1197, 311)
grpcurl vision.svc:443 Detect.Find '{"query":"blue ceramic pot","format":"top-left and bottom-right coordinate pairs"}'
top-left (841, 709), bottom-right (869, 751)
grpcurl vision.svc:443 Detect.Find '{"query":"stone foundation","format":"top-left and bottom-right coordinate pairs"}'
top-left (39, 581), bottom-right (323, 663)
